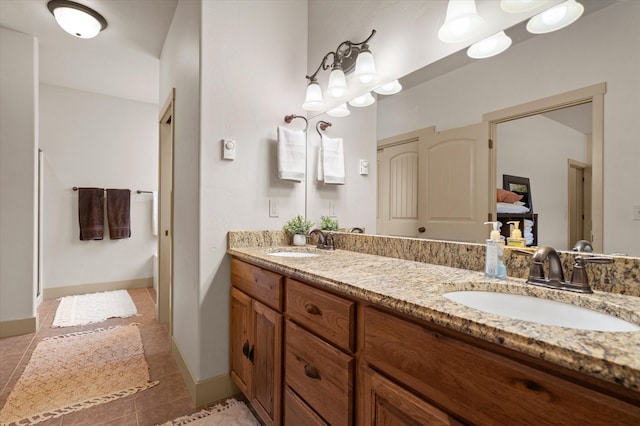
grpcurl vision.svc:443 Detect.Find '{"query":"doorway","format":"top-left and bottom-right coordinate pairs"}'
top-left (484, 83), bottom-right (605, 251)
top-left (158, 89), bottom-right (174, 334)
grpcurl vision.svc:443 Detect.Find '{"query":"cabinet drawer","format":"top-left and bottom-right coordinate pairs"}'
top-left (231, 258), bottom-right (282, 311)
top-left (284, 386), bottom-right (328, 426)
top-left (363, 307), bottom-right (640, 425)
top-left (286, 278), bottom-right (355, 352)
top-left (285, 320), bottom-right (354, 426)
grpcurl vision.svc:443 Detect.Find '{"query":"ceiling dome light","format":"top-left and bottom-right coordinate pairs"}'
top-left (348, 92), bottom-right (375, 108)
top-left (326, 103), bottom-right (351, 118)
top-left (526, 0), bottom-right (584, 34)
top-left (302, 80), bottom-right (325, 111)
top-left (500, 0), bottom-right (548, 14)
top-left (373, 80), bottom-right (403, 95)
top-left (47, 0), bottom-right (108, 39)
top-left (354, 44), bottom-right (378, 84)
top-left (467, 31), bottom-right (512, 59)
top-left (438, 0), bottom-right (486, 44)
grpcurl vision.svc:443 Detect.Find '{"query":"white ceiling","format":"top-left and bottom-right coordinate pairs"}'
top-left (0, 0), bottom-right (178, 104)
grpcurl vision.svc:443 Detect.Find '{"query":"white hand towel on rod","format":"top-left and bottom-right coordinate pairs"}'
top-left (277, 126), bottom-right (305, 182)
top-left (321, 135), bottom-right (345, 185)
top-left (316, 146), bottom-right (324, 182)
top-left (152, 191), bottom-right (158, 236)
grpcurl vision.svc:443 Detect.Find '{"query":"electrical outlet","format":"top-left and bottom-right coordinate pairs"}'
top-left (329, 201), bottom-right (337, 217)
top-left (269, 200), bottom-right (278, 218)
top-left (633, 205), bottom-right (640, 221)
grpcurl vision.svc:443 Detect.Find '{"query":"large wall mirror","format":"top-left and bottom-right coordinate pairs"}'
top-left (305, 0), bottom-right (639, 257)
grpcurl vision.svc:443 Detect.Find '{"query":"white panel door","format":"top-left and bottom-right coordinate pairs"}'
top-left (377, 141), bottom-right (420, 237)
top-left (419, 123), bottom-right (488, 243)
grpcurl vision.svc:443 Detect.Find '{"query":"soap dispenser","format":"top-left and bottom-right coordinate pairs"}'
top-left (506, 221), bottom-right (526, 247)
top-left (484, 221), bottom-right (507, 279)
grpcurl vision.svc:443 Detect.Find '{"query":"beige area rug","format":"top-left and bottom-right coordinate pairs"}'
top-left (159, 398), bottom-right (259, 426)
top-left (52, 289), bottom-right (138, 327)
top-left (0, 324), bottom-right (158, 426)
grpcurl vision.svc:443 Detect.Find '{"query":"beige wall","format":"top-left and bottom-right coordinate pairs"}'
top-left (0, 28), bottom-right (38, 324)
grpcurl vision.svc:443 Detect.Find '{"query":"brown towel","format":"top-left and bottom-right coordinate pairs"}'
top-left (78, 188), bottom-right (104, 240)
top-left (106, 189), bottom-right (131, 239)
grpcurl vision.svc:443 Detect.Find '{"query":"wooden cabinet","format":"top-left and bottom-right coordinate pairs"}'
top-left (362, 306), bottom-right (640, 425)
top-left (285, 320), bottom-right (354, 425)
top-left (230, 257), bottom-right (639, 426)
top-left (230, 260), bottom-right (283, 426)
top-left (360, 366), bottom-right (459, 426)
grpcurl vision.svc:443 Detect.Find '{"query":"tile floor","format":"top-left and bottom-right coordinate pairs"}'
top-left (0, 288), bottom-right (201, 426)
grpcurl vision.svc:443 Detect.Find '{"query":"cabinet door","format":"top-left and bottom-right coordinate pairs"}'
top-left (230, 287), bottom-right (252, 397)
top-left (361, 366), bottom-right (457, 426)
top-left (252, 300), bottom-right (283, 426)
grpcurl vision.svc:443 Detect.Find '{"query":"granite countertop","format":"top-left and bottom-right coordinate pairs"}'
top-left (227, 245), bottom-right (640, 394)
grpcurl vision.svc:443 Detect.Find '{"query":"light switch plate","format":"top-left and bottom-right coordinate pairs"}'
top-left (359, 159), bottom-right (369, 175)
top-left (269, 200), bottom-right (278, 218)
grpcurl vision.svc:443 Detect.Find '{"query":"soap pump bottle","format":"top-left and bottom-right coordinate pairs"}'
top-left (506, 221), bottom-right (526, 247)
top-left (484, 221), bottom-right (507, 279)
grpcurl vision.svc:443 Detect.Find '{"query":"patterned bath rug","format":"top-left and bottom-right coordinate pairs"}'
top-left (52, 289), bottom-right (138, 327)
top-left (0, 324), bottom-right (158, 426)
top-left (158, 398), bottom-right (260, 426)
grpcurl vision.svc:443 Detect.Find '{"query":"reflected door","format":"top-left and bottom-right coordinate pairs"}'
top-left (377, 141), bottom-right (420, 237)
top-left (419, 123), bottom-right (488, 243)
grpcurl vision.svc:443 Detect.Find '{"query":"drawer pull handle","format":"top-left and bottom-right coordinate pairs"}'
top-left (248, 345), bottom-right (255, 363)
top-left (304, 303), bottom-right (321, 315)
top-left (242, 340), bottom-right (250, 358)
top-left (304, 364), bottom-right (320, 379)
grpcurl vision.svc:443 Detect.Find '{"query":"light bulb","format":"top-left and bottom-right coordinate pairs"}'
top-left (438, 0), bottom-right (486, 43)
top-left (467, 31), bottom-right (512, 59)
top-left (53, 6), bottom-right (102, 38)
top-left (373, 80), bottom-right (402, 96)
top-left (302, 81), bottom-right (325, 111)
top-left (354, 47), bottom-right (377, 84)
top-left (526, 0), bottom-right (584, 34)
top-left (348, 92), bottom-right (375, 107)
top-left (327, 103), bottom-right (351, 118)
top-left (327, 66), bottom-right (347, 98)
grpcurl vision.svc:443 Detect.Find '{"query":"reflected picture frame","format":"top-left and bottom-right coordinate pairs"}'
top-left (502, 174), bottom-right (533, 211)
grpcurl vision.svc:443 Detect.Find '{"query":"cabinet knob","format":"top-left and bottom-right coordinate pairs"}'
top-left (242, 340), bottom-right (249, 358)
top-left (304, 364), bottom-right (320, 379)
top-left (418, 227), bottom-right (426, 233)
top-left (304, 303), bottom-right (321, 315)
top-left (248, 345), bottom-right (254, 363)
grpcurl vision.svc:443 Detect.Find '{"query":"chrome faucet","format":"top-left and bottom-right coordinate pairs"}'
top-left (307, 228), bottom-right (335, 250)
top-left (526, 245), bottom-right (613, 293)
top-left (572, 240), bottom-right (593, 252)
top-left (349, 227), bottom-right (364, 233)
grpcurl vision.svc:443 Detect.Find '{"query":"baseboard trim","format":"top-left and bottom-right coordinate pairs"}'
top-left (171, 337), bottom-right (240, 407)
top-left (43, 277), bottom-right (152, 299)
top-left (0, 315), bottom-right (38, 338)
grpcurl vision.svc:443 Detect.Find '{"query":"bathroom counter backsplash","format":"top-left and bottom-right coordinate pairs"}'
top-left (227, 230), bottom-right (640, 393)
top-left (228, 230), bottom-right (639, 296)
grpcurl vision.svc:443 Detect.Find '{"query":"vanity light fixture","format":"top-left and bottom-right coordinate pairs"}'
top-left (374, 79), bottom-right (403, 96)
top-left (326, 103), bottom-right (351, 118)
top-left (348, 92), bottom-right (375, 108)
top-left (47, 0), bottom-right (108, 39)
top-left (526, 0), bottom-right (584, 34)
top-left (303, 30), bottom-right (378, 111)
top-left (467, 31), bottom-right (512, 59)
top-left (500, 0), bottom-right (549, 14)
top-left (438, 0), bottom-right (486, 44)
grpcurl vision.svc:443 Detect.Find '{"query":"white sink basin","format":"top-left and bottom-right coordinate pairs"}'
top-left (443, 291), bottom-right (640, 332)
top-left (267, 251), bottom-right (319, 258)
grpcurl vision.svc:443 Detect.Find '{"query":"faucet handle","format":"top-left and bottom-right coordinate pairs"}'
top-left (568, 256), bottom-right (614, 293)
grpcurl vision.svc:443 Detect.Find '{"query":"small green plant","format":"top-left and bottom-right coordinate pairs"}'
top-left (320, 215), bottom-right (339, 231)
top-left (283, 215), bottom-right (315, 236)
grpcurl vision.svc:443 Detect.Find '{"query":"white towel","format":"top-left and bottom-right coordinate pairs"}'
top-left (277, 126), bottom-right (306, 182)
top-left (320, 135), bottom-right (345, 185)
top-left (316, 146), bottom-right (324, 182)
top-left (152, 190), bottom-right (158, 236)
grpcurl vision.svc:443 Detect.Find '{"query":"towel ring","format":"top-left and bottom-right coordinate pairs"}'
top-left (284, 114), bottom-right (309, 132)
top-left (316, 120), bottom-right (332, 137)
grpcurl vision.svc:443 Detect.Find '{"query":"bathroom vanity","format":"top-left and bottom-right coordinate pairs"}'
top-left (227, 232), bottom-right (640, 425)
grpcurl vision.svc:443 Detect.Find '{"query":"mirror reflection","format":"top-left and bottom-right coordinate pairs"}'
top-left (305, 0), bottom-right (639, 257)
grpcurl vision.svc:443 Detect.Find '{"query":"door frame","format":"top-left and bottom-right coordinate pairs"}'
top-left (158, 88), bottom-right (175, 334)
top-left (483, 82), bottom-right (605, 252)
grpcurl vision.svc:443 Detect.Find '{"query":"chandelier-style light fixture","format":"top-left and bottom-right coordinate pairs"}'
top-left (303, 30), bottom-right (379, 111)
top-left (438, 0), bottom-right (486, 44)
top-left (47, 0), bottom-right (108, 39)
top-left (526, 0), bottom-right (584, 34)
top-left (467, 31), bottom-right (512, 59)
